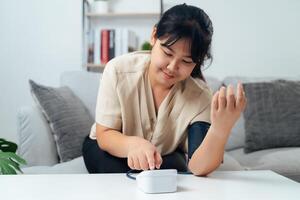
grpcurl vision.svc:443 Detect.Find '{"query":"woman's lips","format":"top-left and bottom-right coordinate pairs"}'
top-left (161, 70), bottom-right (174, 79)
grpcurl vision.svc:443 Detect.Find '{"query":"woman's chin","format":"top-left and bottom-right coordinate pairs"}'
top-left (159, 75), bottom-right (175, 88)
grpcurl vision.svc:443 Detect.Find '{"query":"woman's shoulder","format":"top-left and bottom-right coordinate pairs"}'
top-left (185, 77), bottom-right (213, 98)
top-left (105, 51), bottom-right (151, 74)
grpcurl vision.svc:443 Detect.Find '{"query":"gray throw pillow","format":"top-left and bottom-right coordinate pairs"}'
top-left (243, 80), bottom-right (300, 153)
top-left (29, 80), bottom-right (94, 162)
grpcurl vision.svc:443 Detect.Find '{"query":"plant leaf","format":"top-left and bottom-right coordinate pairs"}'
top-left (0, 159), bottom-right (17, 174)
top-left (8, 158), bottom-right (21, 171)
top-left (0, 138), bottom-right (18, 153)
top-left (0, 152), bottom-right (26, 165)
top-left (0, 152), bottom-right (26, 174)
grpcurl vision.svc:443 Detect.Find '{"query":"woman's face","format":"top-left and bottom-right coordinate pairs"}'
top-left (149, 29), bottom-right (196, 89)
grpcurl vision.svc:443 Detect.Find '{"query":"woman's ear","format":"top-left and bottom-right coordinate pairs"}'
top-left (150, 26), bottom-right (157, 46)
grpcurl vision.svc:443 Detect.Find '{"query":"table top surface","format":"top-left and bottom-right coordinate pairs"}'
top-left (1, 170), bottom-right (300, 200)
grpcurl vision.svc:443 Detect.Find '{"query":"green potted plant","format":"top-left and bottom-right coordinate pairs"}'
top-left (141, 41), bottom-right (152, 51)
top-left (0, 138), bottom-right (26, 174)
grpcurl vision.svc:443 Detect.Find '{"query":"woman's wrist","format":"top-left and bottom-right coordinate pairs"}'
top-left (208, 124), bottom-right (231, 141)
top-left (127, 136), bottom-right (144, 154)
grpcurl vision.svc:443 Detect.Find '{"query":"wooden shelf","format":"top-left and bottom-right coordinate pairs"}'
top-left (86, 12), bottom-right (160, 18)
top-left (86, 63), bottom-right (105, 68)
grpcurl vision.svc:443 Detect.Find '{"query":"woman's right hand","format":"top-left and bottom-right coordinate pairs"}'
top-left (127, 137), bottom-right (162, 171)
top-left (210, 83), bottom-right (247, 138)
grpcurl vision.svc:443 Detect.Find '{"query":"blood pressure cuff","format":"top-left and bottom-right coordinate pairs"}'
top-left (187, 121), bottom-right (224, 163)
top-left (188, 121), bottom-right (210, 159)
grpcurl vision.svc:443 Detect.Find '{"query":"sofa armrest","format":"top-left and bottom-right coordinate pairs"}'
top-left (17, 105), bottom-right (59, 166)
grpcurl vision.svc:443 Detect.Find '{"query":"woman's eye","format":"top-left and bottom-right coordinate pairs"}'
top-left (163, 51), bottom-right (172, 57)
top-left (183, 60), bottom-right (193, 64)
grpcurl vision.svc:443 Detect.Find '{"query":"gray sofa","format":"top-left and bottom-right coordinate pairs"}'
top-left (17, 71), bottom-right (300, 182)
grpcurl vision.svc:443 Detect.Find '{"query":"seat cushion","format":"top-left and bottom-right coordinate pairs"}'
top-left (21, 156), bottom-right (88, 174)
top-left (216, 153), bottom-right (245, 171)
top-left (228, 147), bottom-right (300, 182)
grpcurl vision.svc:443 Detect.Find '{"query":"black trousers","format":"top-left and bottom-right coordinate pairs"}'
top-left (82, 136), bottom-right (187, 173)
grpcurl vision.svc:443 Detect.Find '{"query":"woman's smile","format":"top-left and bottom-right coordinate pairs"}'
top-left (161, 69), bottom-right (175, 80)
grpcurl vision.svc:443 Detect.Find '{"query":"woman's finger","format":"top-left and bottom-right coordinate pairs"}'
top-left (139, 154), bottom-right (149, 171)
top-left (127, 156), bottom-right (134, 169)
top-left (236, 82), bottom-right (246, 110)
top-left (218, 86), bottom-right (226, 110)
top-left (154, 151), bottom-right (162, 169)
top-left (146, 151), bottom-right (156, 170)
top-left (212, 91), bottom-right (219, 111)
top-left (133, 156), bottom-right (141, 170)
top-left (226, 84), bottom-right (235, 111)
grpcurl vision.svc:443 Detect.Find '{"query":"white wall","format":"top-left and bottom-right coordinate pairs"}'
top-left (1, 0), bottom-right (300, 143)
top-left (0, 0), bottom-right (82, 142)
top-left (165, 0), bottom-right (300, 79)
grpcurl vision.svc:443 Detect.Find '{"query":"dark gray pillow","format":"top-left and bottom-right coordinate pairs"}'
top-left (29, 80), bottom-right (93, 162)
top-left (243, 80), bottom-right (300, 153)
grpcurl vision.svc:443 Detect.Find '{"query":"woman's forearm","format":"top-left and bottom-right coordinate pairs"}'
top-left (96, 124), bottom-right (137, 158)
top-left (188, 126), bottom-right (229, 176)
top-left (189, 83), bottom-right (247, 175)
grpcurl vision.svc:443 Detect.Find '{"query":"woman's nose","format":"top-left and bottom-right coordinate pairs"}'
top-left (166, 59), bottom-right (179, 72)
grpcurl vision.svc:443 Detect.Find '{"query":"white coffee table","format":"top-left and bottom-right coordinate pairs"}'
top-left (1, 170), bottom-right (299, 200)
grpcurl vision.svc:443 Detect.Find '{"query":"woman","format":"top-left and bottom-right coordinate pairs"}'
top-left (82, 3), bottom-right (246, 176)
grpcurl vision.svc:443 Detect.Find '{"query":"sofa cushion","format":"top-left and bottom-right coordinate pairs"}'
top-left (17, 106), bottom-right (58, 166)
top-left (227, 147), bottom-right (300, 182)
top-left (29, 80), bottom-right (94, 162)
top-left (60, 71), bottom-right (101, 118)
top-left (216, 153), bottom-right (245, 171)
top-left (205, 76), bottom-right (222, 94)
top-left (21, 156), bottom-right (88, 174)
top-left (223, 76), bottom-right (300, 151)
top-left (243, 80), bottom-right (300, 153)
top-left (225, 115), bottom-right (246, 151)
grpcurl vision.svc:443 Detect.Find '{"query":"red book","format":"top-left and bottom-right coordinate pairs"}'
top-left (101, 29), bottom-right (110, 64)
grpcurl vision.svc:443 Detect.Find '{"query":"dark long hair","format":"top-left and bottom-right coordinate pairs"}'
top-left (155, 4), bottom-right (213, 80)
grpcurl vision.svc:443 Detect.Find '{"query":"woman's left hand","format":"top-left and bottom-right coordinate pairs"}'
top-left (210, 82), bottom-right (247, 137)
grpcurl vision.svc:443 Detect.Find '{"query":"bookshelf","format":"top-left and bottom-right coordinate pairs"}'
top-left (86, 63), bottom-right (105, 68)
top-left (82, 1), bottom-right (162, 72)
top-left (86, 12), bottom-right (160, 18)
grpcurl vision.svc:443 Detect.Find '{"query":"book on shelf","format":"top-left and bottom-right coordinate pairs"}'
top-left (101, 29), bottom-right (109, 64)
top-left (109, 29), bottom-right (115, 60)
top-left (89, 28), bottom-right (138, 66)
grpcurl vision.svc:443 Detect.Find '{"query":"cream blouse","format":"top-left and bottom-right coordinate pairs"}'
top-left (89, 51), bottom-right (212, 155)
